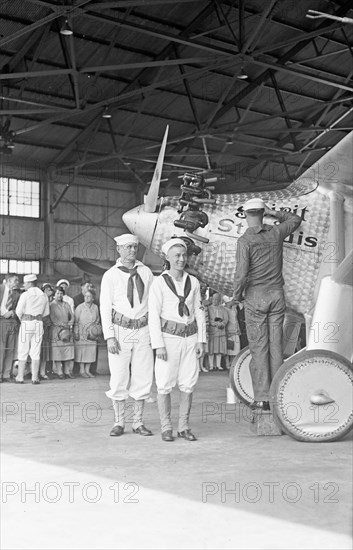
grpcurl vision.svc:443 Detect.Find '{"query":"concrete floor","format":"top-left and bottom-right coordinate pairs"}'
top-left (1, 370), bottom-right (352, 550)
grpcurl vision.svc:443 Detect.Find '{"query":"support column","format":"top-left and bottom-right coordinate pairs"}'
top-left (42, 171), bottom-right (55, 276)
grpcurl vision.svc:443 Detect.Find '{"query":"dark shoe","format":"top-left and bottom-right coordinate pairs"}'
top-left (41, 375), bottom-right (49, 380)
top-left (32, 380), bottom-right (40, 385)
top-left (64, 373), bottom-right (75, 379)
top-left (110, 425), bottom-right (124, 437)
top-left (177, 429), bottom-right (197, 441)
top-left (161, 430), bottom-right (174, 442)
top-left (133, 425), bottom-right (153, 436)
top-left (15, 380), bottom-right (24, 384)
top-left (57, 374), bottom-right (65, 380)
top-left (250, 400), bottom-right (270, 411)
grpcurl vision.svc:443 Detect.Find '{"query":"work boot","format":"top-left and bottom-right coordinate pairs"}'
top-left (110, 399), bottom-right (125, 436)
top-left (178, 391), bottom-right (193, 433)
top-left (157, 393), bottom-right (172, 433)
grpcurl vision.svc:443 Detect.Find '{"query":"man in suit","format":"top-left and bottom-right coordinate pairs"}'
top-left (0, 273), bottom-right (21, 382)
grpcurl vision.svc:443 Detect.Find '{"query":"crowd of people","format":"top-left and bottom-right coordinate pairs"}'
top-left (0, 276), bottom-right (102, 384)
top-left (198, 290), bottom-right (248, 373)
top-left (0, 273), bottom-right (247, 385)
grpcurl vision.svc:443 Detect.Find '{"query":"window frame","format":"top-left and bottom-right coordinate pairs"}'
top-left (0, 176), bottom-right (41, 219)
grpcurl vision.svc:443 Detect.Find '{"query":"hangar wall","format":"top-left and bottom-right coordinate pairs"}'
top-left (0, 164), bottom-right (138, 283)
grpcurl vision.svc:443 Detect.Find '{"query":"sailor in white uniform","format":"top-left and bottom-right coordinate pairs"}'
top-left (15, 274), bottom-right (50, 384)
top-left (100, 234), bottom-right (154, 437)
top-left (148, 238), bottom-right (206, 442)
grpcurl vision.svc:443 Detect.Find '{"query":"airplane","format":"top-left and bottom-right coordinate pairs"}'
top-left (122, 125), bottom-right (353, 443)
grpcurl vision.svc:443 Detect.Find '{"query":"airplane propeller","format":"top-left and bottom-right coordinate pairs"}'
top-left (144, 125), bottom-right (169, 213)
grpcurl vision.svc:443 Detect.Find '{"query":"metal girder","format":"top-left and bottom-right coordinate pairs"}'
top-left (252, 22), bottom-right (343, 56)
top-left (0, 11), bottom-right (63, 48)
top-left (239, 0), bottom-right (245, 50)
top-left (68, 34), bottom-right (80, 109)
top-left (269, 71), bottom-right (298, 150)
top-left (0, 108), bottom-right (69, 115)
top-left (14, 58), bottom-right (234, 133)
top-left (87, 0), bottom-right (203, 7)
top-left (289, 46), bottom-right (352, 66)
top-left (82, 9), bottom-right (236, 56)
top-left (173, 44), bottom-right (210, 167)
top-left (78, 20), bottom-right (129, 110)
top-left (241, 0), bottom-right (279, 53)
top-left (213, 0), bottom-right (240, 48)
top-left (276, 64), bottom-right (353, 159)
top-left (17, 24), bottom-right (51, 100)
top-left (0, 0), bottom-right (92, 47)
top-left (0, 56), bottom-right (223, 81)
top-left (246, 54), bottom-right (353, 93)
top-left (232, 126), bottom-right (352, 135)
top-left (0, 27), bottom-right (44, 72)
top-left (209, 0), bottom-right (353, 126)
top-left (52, 110), bottom-right (103, 164)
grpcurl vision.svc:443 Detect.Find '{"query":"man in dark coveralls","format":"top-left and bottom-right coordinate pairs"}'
top-left (233, 198), bottom-right (302, 411)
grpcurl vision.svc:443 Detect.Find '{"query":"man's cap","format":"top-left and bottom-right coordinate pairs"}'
top-left (57, 278), bottom-right (70, 287)
top-left (162, 238), bottom-right (187, 256)
top-left (114, 233), bottom-right (139, 246)
top-left (243, 198), bottom-right (265, 211)
top-left (23, 274), bottom-right (37, 283)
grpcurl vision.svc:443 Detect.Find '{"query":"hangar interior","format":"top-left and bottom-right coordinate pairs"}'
top-left (1, 1), bottom-right (352, 549)
top-left (1, 0), bottom-right (353, 284)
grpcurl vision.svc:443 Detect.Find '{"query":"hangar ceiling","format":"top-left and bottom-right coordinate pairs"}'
top-left (1, 0), bottom-right (353, 194)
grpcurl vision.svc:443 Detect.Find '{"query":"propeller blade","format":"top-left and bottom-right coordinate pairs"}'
top-left (144, 125), bottom-right (169, 213)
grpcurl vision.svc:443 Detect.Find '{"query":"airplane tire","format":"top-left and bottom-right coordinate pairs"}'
top-left (270, 349), bottom-right (353, 442)
top-left (229, 346), bottom-right (254, 406)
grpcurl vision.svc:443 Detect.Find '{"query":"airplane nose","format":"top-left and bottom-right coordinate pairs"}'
top-left (122, 205), bottom-right (158, 249)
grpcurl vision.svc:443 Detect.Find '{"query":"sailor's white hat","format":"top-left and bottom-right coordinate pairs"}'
top-left (24, 274), bottom-right (37, 283)
top-left (114, 233), bottom-right (139, 246)
top-left (161, 238), bottom-right (187, 256)
top-left (243, 198), bottom-right (265, 211)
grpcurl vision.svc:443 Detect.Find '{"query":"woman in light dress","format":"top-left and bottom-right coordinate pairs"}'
top-left (74, 289), bottom-right (100, 378)
top-left (49, 286), bottom-right (74, 378)
top-left (207, 293), bottom-right (229, 370)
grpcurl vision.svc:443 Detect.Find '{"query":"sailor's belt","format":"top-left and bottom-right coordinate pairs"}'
top-left (22, 314), bottom-right (43, 321)
top-left (161, 318), bottom-right (197, 338)
top-left (112, 310), bottom-right (148, 329)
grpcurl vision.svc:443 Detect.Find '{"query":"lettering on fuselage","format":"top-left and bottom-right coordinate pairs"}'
top-left (215, 203), bottom-right (318, 248)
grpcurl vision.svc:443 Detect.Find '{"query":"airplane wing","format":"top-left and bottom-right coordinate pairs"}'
top-left (71, 257), bottom-right (115, 276)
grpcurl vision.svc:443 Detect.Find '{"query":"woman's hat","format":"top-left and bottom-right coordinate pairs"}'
top-left (42, 282), bottom-right (53, 291)
top-left (58, 327), bottom-right (71, 343)
top-left (57, 279), bottom-right (70, 287)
